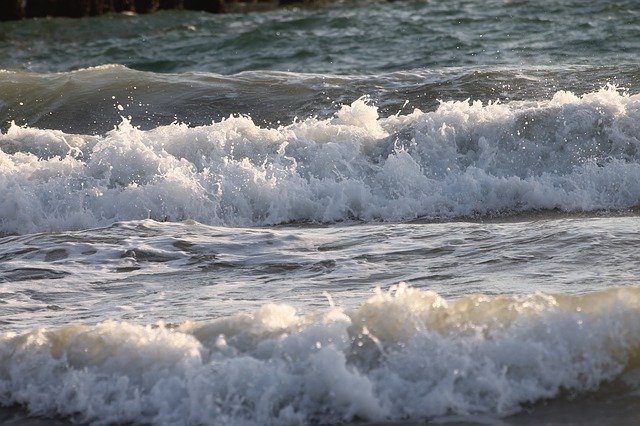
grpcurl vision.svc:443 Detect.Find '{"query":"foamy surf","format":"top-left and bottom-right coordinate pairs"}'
top-left (2, 86), bottom-right (640, 235)
top-left (3, 2), bottom-right (640, 425)
top-left (1, 285), bottom-right (640, 425)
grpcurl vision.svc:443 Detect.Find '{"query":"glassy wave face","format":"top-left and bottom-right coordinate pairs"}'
top-left (2, 286), bottom-right (640, 425)
top-left (2, 85), bottom-right (640, 234)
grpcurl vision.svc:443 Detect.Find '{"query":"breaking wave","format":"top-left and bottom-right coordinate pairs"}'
top-left (2, 85), bottom-right (640, 234)
top-left (2, 285), bottom-right (640, 424)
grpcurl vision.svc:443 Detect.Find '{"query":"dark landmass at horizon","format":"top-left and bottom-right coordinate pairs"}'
top-left (2, 0), bottom-right (353, 21)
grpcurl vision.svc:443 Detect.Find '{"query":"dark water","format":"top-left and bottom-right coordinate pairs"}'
top-left (3, 64), bottom-right (640, 134)
top-left (1, 1), bottom-right (639, 75)
top-left (1, 1), bottom-right (640, 133)
top-left (2, 1), bottom-right (640, 425)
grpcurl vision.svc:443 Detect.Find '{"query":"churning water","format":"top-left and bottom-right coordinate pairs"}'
top-left (2, 1), bottom-right (640, 424)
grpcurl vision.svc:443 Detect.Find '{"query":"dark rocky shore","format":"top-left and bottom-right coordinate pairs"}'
top-left (0, 0), bottom-right (330, 20)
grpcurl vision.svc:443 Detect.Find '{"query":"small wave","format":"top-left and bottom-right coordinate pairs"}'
top-left (2, 86), bottom-right (640, 234)
top-left (2, 285), bottom-right (640, 424)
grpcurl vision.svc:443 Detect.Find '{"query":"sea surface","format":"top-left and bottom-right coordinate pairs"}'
top-left (2, 1), bottom-right (640, 424)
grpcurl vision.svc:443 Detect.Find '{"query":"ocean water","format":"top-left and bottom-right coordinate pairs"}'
top-left (2, 1), bottom-right (640, 424)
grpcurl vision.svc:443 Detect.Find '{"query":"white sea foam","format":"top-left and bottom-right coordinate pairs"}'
top-left (2, 86), bottom-right (640, 234)
top-left (2, 285), bottom-right (640, 424)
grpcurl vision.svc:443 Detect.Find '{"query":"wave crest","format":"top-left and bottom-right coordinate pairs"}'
top-left (2, 285), bottom-right (640, 424)
top-left (2, 86), bottom-right (640, 234)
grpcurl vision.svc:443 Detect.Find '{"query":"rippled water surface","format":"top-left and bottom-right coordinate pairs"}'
top-left (2, 216), bottom-right (639, 331)
top-left (2, 1), bottom-right (640, 424)
top-left (1, 0), bottom-right (639, 74)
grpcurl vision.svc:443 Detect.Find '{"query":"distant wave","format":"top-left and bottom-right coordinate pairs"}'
top-left (2, 86), bottom-right (640, 234)
top-left (2, 285), bottom-right (640, 424)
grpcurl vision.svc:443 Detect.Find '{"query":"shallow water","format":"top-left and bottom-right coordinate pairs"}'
top-left (1, 215), bottom-right (639, 330)
top-left (2, 1), bottom-right (640, 424)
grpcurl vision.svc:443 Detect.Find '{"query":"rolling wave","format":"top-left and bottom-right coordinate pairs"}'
top-left (2, 85), bottom-right (640, 234)
top-left (2, 285), bottom-right (640, 424)
top-left (2, 64), bottom-right (640, 133)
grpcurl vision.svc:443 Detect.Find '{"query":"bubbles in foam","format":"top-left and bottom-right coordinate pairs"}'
top-left (2, 285), bottom-right (640, 424)
top-left (2, 86), bottom-right (640, 234)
